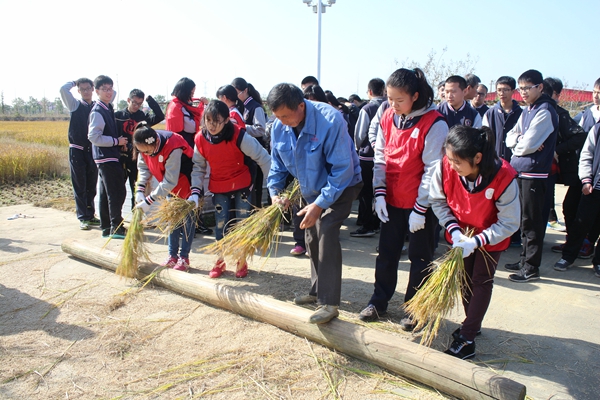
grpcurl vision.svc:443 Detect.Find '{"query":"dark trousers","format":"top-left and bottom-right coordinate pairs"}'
top-left (292, 198), bottom-right (306, 248)
top-left (562, 182), bottom-right (583, 235)
top-left (70, 148), bottom-right (98, 221)
top-left (98, 162), bottom-right (126, 231)
top-left (542, 173), bottom-right (558, 224)
top-left (357, 160), bottom-right (379, 231)
top-left (252, 168), bottom-right (264, 208)
top-left (563, 189), bottom-right (600, 264)
top-left (121, 154), bottom-right (138, 210)
top-left (369, 205), bottom-right (437, 312)
top-left (460, 250), bottom-right (501, 341)
top-left (517, 178), bottom-right (547, 271)
top-left (305, 182), bottom-right (362, 306)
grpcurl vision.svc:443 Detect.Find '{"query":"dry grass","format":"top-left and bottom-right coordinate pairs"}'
top-left (153, 196), bottom-right (199, 237)
top-left (0, 120), bottom-right (70, 147)
top-left (116, 208), bottom-right (151, 278)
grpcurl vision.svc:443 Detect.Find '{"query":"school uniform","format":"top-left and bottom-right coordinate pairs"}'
top-left (437, 100), bottom-right (482, 129)
top-left (482, 100), bottom-right (523, 162)
top-left (579, 106), bottom-right (600, 133)
top-left (474, 103), bottom-right (489, 117)
top-left (242, 97), bottom-right (268, 207)
top-left (165, 97), bottom-right (203, 148)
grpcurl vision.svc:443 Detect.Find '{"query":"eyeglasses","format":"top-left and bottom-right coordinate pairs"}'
top-left (497, 88), bottom-right (513, 93)
top-left (205, 119), bottom-right (226, 128)
top-left (130, 100), bottom-right (143, 107)
top-left (99, 86), bottom-right (114, 92)
top-left (476, 92), bottom-right (487, 97)
top-left (79, 87), bottom-right (93, 92)
top-left (517, 84), bottom-right (540, 93)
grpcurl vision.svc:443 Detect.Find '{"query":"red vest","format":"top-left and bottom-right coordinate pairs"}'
top-left (194, 124), bottom-right (251, 194)
top-left (380, 108), bottom-right (443, 208)
top-left (442, 158), bottom-right (517, 252)
top-left (165, 97), bottom-right (203, 134)
top-left (141, 132), bottom-right (194, 199)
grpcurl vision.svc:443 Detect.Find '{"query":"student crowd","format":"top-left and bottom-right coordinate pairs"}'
top-left (60, 68), bottom-right (600, 360)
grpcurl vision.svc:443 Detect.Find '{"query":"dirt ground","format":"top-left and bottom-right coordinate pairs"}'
top-left (1, 187), bottom-right (599, 399)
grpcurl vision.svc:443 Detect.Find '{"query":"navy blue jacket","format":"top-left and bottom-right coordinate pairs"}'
top-left (485, 100), bottom-right (523, 162)
top-left (437, 101), bottom-right (479, 128)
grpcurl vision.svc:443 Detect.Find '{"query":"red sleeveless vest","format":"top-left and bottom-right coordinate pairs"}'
top-left (380, 108), bottom-right (443, 208)
top-left (442, 158), bottom-right (517, 252)
top-left (142, 132), bottom-right (194, 199)
top-left (194, 124), bottom-right (251, 194)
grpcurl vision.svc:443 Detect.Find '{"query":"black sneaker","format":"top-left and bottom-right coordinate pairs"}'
top-left (452, 328), bottom-right (481, 341)
top-left (101, 228), bottom-right (111, 238)
top-left (358, 304), bottom-right (387, 322)
top-left (350, 227), bottom-right (376, 237)
top-left (445, 337), bottom-right (476, 360)
top-left (400, 316), bottom-right (417, 332)
top-left (593, 264), bottom-right (600, 278)
top-left (87, 217), bottom-right (101, 226)
top-left (509, 268), bottom-right (540, 283)
top-left (110, 227), bottom-right (127, 240)
top-left (504, 261), bottom-right (522, 271)
top-left (553, 258), bottom-right (573, 272)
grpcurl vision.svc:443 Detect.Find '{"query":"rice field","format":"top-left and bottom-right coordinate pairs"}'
top-left (0, 121), bottom-right (70, 183)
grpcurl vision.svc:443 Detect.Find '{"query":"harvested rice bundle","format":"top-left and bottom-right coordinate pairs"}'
top-left (154, 196), bottom-right (200, 238)
top-left (116, 207), bottom-right (150, 278)
top-left (202, 179), bottom-right (301, 262)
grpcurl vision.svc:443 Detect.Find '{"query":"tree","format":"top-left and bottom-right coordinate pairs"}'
top-left (28, 96), bottom-right (41, 114)
top-left (153, 94), bottom-right (168, 113)
top-left (12, 97), bottom-right (25, 114)
top-left (1, 91), bottom-right (5, 114)
top-left (40, 97), bottom-right (50, 115)
top-left (54, 97), bottom-right (65, 114)
top-left (117, 99), bottom-right (128, 111)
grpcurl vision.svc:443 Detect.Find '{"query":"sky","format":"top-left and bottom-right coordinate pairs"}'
top-left (1, 0), bottom-right (599, 105)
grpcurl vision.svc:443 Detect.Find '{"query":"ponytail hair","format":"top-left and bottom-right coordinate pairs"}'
top-left (216, 84), bottom-right (243, 112)
top-left (246, 83), bottom-right (264, 107)
top-left (386, 68), bottom-right (434, 111)
top-left (133, 121), bottom-right (158, 145)
top-left (444, 125), bottom-right (498, 179)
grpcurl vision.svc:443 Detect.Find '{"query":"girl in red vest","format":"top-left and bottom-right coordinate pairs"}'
top-left (133, 123), bottom-right (195, 272)
top-left (190, 100), bottom-right (271, 279)
top-left (430, 125), bottom-right (520, 359)
top-left (358, 68), bottom-right (449, 330)
top-left (216, 85), bottom-right (246, 128)
top-left (165, 77), bottom-right (207, 148)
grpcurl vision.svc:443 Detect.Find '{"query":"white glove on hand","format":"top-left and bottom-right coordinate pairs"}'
top-left (453, 236), bottom-right (478, 258)
top-left (408, 211), bottom-right (426, 233)
top-left (451, 230), bottom-right (462, 245)
top-left (135, 201), bottom-right (151, 213)
top-left (374, 197), bottom-right (389, 223)
top-left (135, 191), bottom-right (146, 204)
top-left (187, 194), bottom-right (199, 208)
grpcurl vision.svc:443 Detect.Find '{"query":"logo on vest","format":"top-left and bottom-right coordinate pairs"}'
top-left (463, 119), bottom-right (473, 127)
top-left (159, 155), bottom-right (164, 163)
top-left (411, 128), bottom-right (420, 138)
top-left (485, 188), bottom-right (494, 199)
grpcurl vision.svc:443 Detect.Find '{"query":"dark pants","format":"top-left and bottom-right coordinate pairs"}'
top-left (292, 198), bottom-right (306, 248)
top-left (121, 154), bottom-right (138, 210)
top-left (368, 205), bottom-right (437, 312)
top-left (562, 182), bottom-right (583, 235)
top-left (357, 160), bottom-right (379, 231)
top-left (252, 168), bottom-right (264, 208)
top-left (69, 148), bottom-right (98, 221)
top-left (98, 162), bottom-right (126, 232)
top-left (305, 182), bottom-right (362, 306)
top-left (517, 178), bottom-right (547, 271)
top-left (542, 173), bottom-right (558, 224)
top-left (460, 250), bottom-right (501, 341)
top-left (562, 189), bottom-right (600, 264)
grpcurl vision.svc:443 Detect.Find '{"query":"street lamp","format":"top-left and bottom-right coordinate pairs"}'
top-left (302, 0), bottom-right (336, 83)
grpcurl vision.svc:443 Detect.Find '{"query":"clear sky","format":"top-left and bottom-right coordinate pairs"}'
top-left (1, 0), bottom-right (598, 105)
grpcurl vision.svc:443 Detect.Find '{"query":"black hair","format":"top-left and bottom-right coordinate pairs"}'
top-left (132, 122), bottom-right (158, 145)
top-left (544, 77), bottom-right (563, 96)
top-left (129, 89), bottom-right (145, 99)
top-left (496, 76), bottom-right (516, 90)
top-left (267, 83), bottom-right (305, 112)
top-left (303, 84), bottom-right (327, 103)
top-left (325, 90), bottom-right (350, 114)
top-left (93, 75), bottom-right (113, 88)
top-left (76, 78), bottom-right (93, 88)
top-left (171, 77), bottom-right (196, 103)
top-left (542, 79), bottom-right (554, 97)
top-left (216, 84), bottom-right (243, 111)
top-left (348, 94), bottom-right (362, 103)
top-left (464, 73), bottom-right (481, 88)
top-left (368, 78), bottom-right (386, 96)
top-left (445, 125), bottom-right (498, 179)
top-left (445, 75), bottom-right (467, 90)
top-left (231, 77), bottom-right (264, 107)
top-left (202, 100), bottom-right (235, 142)
top-left (337, 97), bottom-right (349, 103)
top-left (437, 81), bottom-right (446, 89)
top-left (387, 68), bottom-right (434, 111)
top-left (477, 83), bottom-right (488, 93)
top-left (301, 76), bottom-right (319, 86)
top-left (518, 70), bottom-right (543, 85)
top-left (595, 78), bottom-right (600, 89)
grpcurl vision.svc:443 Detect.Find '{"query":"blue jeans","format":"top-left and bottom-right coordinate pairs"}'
top-left (168, 210), bottom-right (195, 259)
top-left (214, 190), bottom-right (252, 241)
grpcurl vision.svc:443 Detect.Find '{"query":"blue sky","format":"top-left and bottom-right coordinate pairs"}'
top-left (1, 0), bottom-right (598, 104)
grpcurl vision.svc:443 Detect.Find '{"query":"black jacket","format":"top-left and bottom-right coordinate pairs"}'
top-left (554, 103), bottom-right (587, 185)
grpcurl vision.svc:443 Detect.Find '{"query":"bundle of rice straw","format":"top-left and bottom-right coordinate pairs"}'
top-left (116, 207), bottom-right (151, 278)
top-left (202, 179), bottom-right (302, 262)
top-left (154, 195), bottom-right (200, 238)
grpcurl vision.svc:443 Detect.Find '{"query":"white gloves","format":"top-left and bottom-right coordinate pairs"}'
top-left (452, 234), bottom-right (478, 258)
top-left (451, 230), bottom-right (462, 245)
top-left (135, 191), bottom-right (146, 204)
top-left (188, 194), bottom-right (199, 208)
top-left (135, 201), bottom-right (151, 213)
top-left (408, 211), bottom-right (425, 233)
top-left (374, 197), bottom-right (389, 223)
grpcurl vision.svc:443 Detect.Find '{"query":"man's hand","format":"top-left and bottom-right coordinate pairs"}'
top-left (271, 196), bottom-right (291, 211)
top-left (583, 183), bottom-right (593, 195)
top-left (118, 136), bottom-right (128, 146)
top-left (297, 203), bottom-right (323, 229)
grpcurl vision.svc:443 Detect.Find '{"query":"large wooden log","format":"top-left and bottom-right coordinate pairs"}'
top-left (62, 239), bottom-right (526, 400)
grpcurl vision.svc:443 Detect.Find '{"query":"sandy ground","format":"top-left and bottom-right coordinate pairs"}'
top-left (1, 186), bottom-right (599, 399)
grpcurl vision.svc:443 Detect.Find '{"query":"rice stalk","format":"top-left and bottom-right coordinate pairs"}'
top-left (153, 195), bottom-right (199, 237)
top-left (201, 180), bottom-right (302, 262)
top-left (116, 208), bottom-right (150, 278)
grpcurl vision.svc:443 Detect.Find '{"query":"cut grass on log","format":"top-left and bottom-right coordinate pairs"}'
top-left (116, 208), bottom-right (150, 278)
top-left (201, 180), bottom-right (301, 263)
top-left (153, 196), bottom-right (199, 238)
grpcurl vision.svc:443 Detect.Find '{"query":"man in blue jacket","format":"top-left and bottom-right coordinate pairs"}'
top-left (267, 83), bottom-right (362, 324)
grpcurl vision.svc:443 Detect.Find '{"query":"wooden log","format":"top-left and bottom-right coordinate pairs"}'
top-left (61, 239), bottom-right (526, 400)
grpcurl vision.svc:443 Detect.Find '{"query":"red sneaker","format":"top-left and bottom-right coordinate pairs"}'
top-left (209, 259), bottom-right (226, 278)
top-left (235, 261), bottom-right (248, 278)
top-left (160, 256), bottom-right (178, 268)
top-left (173, 257), bottom-right (190, 272)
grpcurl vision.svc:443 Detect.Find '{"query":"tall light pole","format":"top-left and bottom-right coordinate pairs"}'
top-left (302, 0), bottom-right (336, 83)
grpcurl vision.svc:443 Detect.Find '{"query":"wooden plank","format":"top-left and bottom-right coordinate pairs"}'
top-left (61, 238), bottom-right (526, 400)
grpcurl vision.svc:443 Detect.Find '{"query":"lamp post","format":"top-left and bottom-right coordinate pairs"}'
top-left (302, 0), bottom-right (336, 83)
